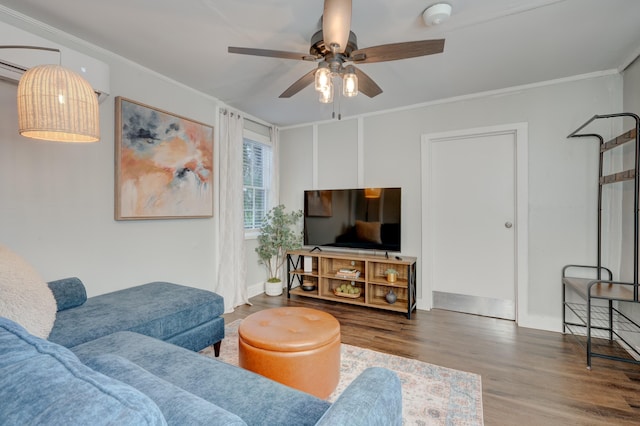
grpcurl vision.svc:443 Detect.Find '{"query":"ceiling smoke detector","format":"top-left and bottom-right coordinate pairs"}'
top-left (423, 3), bottom-right (452, 26)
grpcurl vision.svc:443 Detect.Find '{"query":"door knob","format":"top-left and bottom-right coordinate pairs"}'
top-left (505, 222), bottom-right (513, 228)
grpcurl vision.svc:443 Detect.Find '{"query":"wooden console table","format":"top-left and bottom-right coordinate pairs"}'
top-left (286, 250), bottom-right (417, 318)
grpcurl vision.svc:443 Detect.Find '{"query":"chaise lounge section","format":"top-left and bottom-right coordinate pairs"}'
top-left (47, 278), bottom-right (225, 354)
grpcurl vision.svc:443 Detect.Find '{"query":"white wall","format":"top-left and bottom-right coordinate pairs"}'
top-left (620, 57), bottom-right (640, 353)
top-left (1, 9), bottom-right (633, 333)
top-left (0, 13), bottom-right (221, 297)
top-left (278, 73), bottom-right (623, 331)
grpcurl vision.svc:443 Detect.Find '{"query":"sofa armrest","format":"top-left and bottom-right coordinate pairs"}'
top-left (48, 277), bottom-right (87, 311)
top-left (316, 367), bottom-right (402, 426)
top-left (0, 317), bottom-right (165, 426)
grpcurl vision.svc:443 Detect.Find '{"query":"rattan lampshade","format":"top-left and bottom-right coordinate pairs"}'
top-left (17, 64), bottom-right (100, 143)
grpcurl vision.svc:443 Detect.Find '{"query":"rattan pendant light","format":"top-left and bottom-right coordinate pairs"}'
top-left (17, 64), bottom-right (100, 143)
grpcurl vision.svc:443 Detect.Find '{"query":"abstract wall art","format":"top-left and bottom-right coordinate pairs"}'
top-left (115, 97), bottom-right (214, 220)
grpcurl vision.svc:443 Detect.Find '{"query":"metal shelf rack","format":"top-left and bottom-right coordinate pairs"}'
top-left (562, 112), bottom-right (640, 369)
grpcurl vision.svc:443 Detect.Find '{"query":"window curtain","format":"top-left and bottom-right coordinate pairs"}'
top-left (269, 126), bottom-right (284, 282)
top-left (215, 109), bottom-right (249, 313)
top-left (269, 126), bottom-right (280, 210)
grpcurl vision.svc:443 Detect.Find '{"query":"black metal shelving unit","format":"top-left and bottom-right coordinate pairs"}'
top-left (562, 112), bottom-right (640, 369)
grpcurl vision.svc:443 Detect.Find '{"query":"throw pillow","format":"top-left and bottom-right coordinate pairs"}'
top-left (48, 277), bottom-right (87, 311)
top-left (355, 220), bottom-right (382, 244)
top-left (0, 245), bottom-right (57, 338)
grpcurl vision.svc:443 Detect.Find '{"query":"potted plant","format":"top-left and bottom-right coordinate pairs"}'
top-left (385, 268), bottom-right (398, 283)
top-left (255, 205), bottom-right (303, 296)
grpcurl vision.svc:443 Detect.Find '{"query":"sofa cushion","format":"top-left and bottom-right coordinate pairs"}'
top-left (48, 281), bottom-right (224, 349)
top-left (85, 354), bottom-right (246, 425)
top-left (0, 244), bottom-right (56, 338)
top-left (0, 317), bottom-right (166, 425)
top-left (48, 277), bottom-right (88, 311)
top-left (73, 331), bottom-right (332, 426)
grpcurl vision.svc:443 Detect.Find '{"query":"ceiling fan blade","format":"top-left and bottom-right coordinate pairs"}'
top-left (228, 46), bottom-right (316, 61)
top-left (279, 68), bottom-right (317, 98)
top-left (350, 39), bottom-right (445, 64)
top-left (323, 0), bottom-right (351, 53)
top-left (354, 67), bottom-right (382, 98)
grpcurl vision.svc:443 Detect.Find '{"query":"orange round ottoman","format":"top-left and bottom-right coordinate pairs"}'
top-left (238, 307), bottom-right (341, 399)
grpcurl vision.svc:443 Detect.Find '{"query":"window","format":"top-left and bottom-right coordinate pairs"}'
top-left (243, 136), bottom-right (272, 233)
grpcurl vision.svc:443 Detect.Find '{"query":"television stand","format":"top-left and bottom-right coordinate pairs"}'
top-left (309, 246), bottom-right (323, 252)
top-left (286, 250), bottom-right (417, 318)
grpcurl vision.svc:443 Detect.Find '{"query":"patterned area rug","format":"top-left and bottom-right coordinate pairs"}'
top-left (200, 320), bottom-right (484, 425)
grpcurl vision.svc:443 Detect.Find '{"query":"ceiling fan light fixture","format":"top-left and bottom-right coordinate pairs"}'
top-left (323, 0), bottom-right (352, 54)
top-left (319, 81), bottom-right (334, 104)
top-left (228, 0), bottom-right (446, 108)
top-left (342, 66), bottom-right (358, 98)
top-left (422, 3), bottom-right (452, 26)
top-left (314, 64), bottom-right (331, 92)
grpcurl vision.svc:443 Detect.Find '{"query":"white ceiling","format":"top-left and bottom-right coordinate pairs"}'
top-left (1, 0), bottom-right (639, 127)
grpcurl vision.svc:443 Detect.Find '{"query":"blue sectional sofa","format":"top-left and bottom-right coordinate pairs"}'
top-left (0, 278), bottom-right (403, 425)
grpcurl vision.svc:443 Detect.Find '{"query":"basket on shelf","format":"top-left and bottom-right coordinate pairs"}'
top-left (333, 288), bottom-right (361, 298)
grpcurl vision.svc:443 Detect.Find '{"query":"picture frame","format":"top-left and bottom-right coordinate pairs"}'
top-left (115, 97), bottom-right (214, 220)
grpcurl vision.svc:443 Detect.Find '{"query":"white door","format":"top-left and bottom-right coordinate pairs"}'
top-left (425, 128), bottom-right (518, 320)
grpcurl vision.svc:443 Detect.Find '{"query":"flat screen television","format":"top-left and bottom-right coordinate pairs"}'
top-left (303, 187), bottom-right (401, 252)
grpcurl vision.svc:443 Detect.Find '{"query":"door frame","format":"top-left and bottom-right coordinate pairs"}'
top-left (420, 123), bottom-right (529, 325)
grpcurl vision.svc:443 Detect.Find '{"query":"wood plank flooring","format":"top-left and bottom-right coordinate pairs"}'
top-left (222, 294), bottom-right (640, 425)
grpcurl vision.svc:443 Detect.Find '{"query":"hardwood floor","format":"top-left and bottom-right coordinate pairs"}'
top-left (223, 294), bottom-right (640, 425)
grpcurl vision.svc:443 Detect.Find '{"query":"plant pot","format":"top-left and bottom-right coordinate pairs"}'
top-left (386, 273), bottom-right (397, 283)
top-left (265, 279), bottom-right (283, 296)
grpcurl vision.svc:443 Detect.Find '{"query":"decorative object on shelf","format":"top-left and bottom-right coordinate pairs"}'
top-left (256, 205), bottom-right (303, 296)
top-left (385, 268), bottom-right (398, 283)
top-left (336, 268), bottom-right (360, 279)
top-left (334, 282), bottom-right (360, 298)
top-left (334, 290), bottom-right (361, 298)
top-left (385, 289), bottom-right (397, 304)
top-left (114, 97), bottom-right (214, 220)
top-left (303, 256), bottom-right (313, 272)
top-left (301, 280), bottom-right (316, 291)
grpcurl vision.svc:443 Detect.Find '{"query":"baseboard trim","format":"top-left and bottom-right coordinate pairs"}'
top-left (517, 313), bottom-right (562, 333)
top-left (433, 291), bottom-right (515, 320)
top-left (248, 281), bottom-right (265, 298)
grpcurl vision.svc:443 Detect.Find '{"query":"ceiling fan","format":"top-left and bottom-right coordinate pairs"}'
top-left (228, 0), bottom-right (445, 101)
